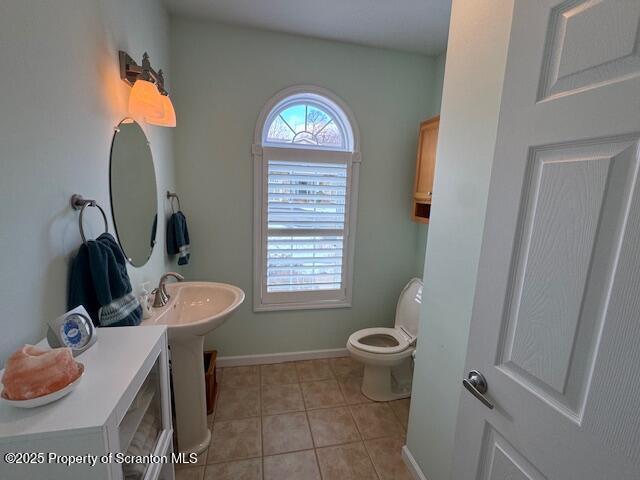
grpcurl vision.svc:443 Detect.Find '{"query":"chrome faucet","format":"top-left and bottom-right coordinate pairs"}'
top-left (152, 272), bottom-right (185, 307)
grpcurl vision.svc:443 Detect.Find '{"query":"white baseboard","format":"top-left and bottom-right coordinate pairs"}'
top-left (402, 445), bottom-right (429, 480)
top-left (217, 348), bottom-right (349, 367)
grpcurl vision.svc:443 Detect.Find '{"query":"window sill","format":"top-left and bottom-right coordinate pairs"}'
top-left (253, 299), bottom-right (352, 313)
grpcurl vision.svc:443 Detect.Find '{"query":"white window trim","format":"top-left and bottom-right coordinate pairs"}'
top-left (253, 85), bottom-right (361, 312)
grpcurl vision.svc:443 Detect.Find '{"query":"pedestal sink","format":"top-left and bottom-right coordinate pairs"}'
top-left (142, 281), bottom-right (244, 454)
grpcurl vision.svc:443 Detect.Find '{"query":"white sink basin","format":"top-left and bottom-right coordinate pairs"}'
top-left (143, 282), bottom-right (244, 339)
top-left (141, 280), bottom-right (245, 455)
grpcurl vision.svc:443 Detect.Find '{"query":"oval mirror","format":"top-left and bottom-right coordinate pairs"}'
top-left (109, 118), bottom-right (158, 266)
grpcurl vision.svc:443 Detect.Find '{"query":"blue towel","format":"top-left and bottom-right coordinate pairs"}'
top-left (68, 233), bottom-right (142, 327)
top-left (167, 211), bottom-right (190, 265)
top-left (150, 214), bottom-right (157, 249)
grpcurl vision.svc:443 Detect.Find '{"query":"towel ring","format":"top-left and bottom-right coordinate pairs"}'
top-left (71, 194), bottom-right (109, 244)
top-left (167, 191), bottom-right (181, 213)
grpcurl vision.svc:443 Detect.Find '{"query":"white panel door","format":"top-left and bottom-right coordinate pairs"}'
top-left (452, 1), bottom-right (640, 479)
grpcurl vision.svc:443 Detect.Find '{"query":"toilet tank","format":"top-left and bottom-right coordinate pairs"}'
top-left (394, 278), bottom-right (423, 338)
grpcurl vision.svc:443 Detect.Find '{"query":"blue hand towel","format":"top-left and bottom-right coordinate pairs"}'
top-left (68, 233), bottom-right (142, 327)
top-left (167, 211), bottom-right (190, 265)
top-left (150, 214), bottom-right (157, 249)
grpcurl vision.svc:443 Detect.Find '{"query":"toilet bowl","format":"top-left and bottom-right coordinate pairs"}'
top-left (347, 278), bottom-right (422, 401)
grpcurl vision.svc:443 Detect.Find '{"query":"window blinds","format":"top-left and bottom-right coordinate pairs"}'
top-left (266, 160), bottom-right (348, 292)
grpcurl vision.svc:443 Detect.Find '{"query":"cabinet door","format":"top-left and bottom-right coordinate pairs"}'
top-left (117, 339), bottom-right (173, 480)
top-left (414, 116), bottom-right (439, 203)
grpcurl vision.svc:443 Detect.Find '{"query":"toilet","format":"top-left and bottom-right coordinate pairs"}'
top-left (347, 278), bottom-right (423, 401)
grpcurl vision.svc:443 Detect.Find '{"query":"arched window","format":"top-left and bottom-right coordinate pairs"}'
top-left (253, 86), bottom-right (360, 311)
top-left (264, 98), bottom-right (351, 150)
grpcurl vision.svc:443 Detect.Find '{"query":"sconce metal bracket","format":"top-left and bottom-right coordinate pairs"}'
top-left (119, 50), bottom-right (168, 95)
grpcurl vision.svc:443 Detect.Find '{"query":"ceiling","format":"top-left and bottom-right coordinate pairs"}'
top-left (163, 0), bottom-right (451, 55)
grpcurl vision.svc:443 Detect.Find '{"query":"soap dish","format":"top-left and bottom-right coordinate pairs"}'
top-left (1, 363), bottom-right (84, 409)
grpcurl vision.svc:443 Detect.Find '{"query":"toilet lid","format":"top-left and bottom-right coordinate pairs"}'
top-left (394, 278), bottom-right (423, 339)
top-left (348, 327), bottom-right (411, 355)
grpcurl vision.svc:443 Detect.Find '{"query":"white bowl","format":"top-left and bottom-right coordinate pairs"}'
top-left (1, 363), bottom-right (84, 408)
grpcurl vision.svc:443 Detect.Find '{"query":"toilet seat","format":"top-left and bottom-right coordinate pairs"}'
top-left (348, 278), bottom-right (422, 356)
top-left (346, 278), bottom-right (423, 401)
top-left (348, 327), bottom-right (415, 355)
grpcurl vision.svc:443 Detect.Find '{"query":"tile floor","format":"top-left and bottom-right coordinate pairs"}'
top-left (175, 357), bottom-right (413, 480)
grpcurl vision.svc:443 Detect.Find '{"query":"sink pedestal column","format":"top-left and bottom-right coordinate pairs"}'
top-left (170, 336), bottom-right (211, 454)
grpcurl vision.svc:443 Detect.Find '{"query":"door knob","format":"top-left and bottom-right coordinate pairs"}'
top-left (462, 370), bottom-right (494, 410)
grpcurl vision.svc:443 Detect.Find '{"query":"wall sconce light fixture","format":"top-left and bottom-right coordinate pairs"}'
top-left (119, 51), bottom-right (176, 127)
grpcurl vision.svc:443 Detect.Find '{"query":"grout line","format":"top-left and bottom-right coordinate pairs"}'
top-left (303, 402), bottom-right (360, 412)
top-left (312, 436), bottom-right (371, 450)
top-left (313, 447), bottom-right (324, 479)
top-left (205, 374), bottom-right (219, 468)
top-left (362, 437), bottom-right (383, 480)
top-left (305, 399), bottom-right (318, 449)
top-left (206, 454), bottom-right (263, 466)
top-left (348, 404), bottom-right (365, 440)
top-left (257, 370), bottom-right (266, 480)
top-left (298, 377), bottom-right (336, 384)
top-left (300, 380), bottom-right (310, 411)
top-left (294, 360), bottom-right (303, 383)
top-left (301, 403), bottom-right (323, 480)
top-left (264, 444), bottom-right (318, 458)
top-left (201, 373), bottom-right (223, 466)
top-left (261, 408), bottom-right (265, 478)
top-left (327, 357), bottom-right (337, 377)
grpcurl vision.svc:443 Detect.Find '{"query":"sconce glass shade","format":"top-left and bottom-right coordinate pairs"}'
top-left (128, 79), bottom-right (164, 120)
top-left (146, 94), bottom-right (176, 128)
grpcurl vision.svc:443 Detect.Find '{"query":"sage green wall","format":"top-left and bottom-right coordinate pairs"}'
top-left (406, 1), bottom-right (514, 479)
top-left (170, 18), bottom-right (442, 357)
top-left (0, 0), bottom-right (176, 365)
top-left (432, 51), bottom-right (447, 115)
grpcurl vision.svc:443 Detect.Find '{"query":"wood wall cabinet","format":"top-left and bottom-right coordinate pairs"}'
top-left (412, 116), bottom-right (439, 223)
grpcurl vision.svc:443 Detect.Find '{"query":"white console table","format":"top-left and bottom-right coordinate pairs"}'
top-left (0, 326), bottom-right (174, 480)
